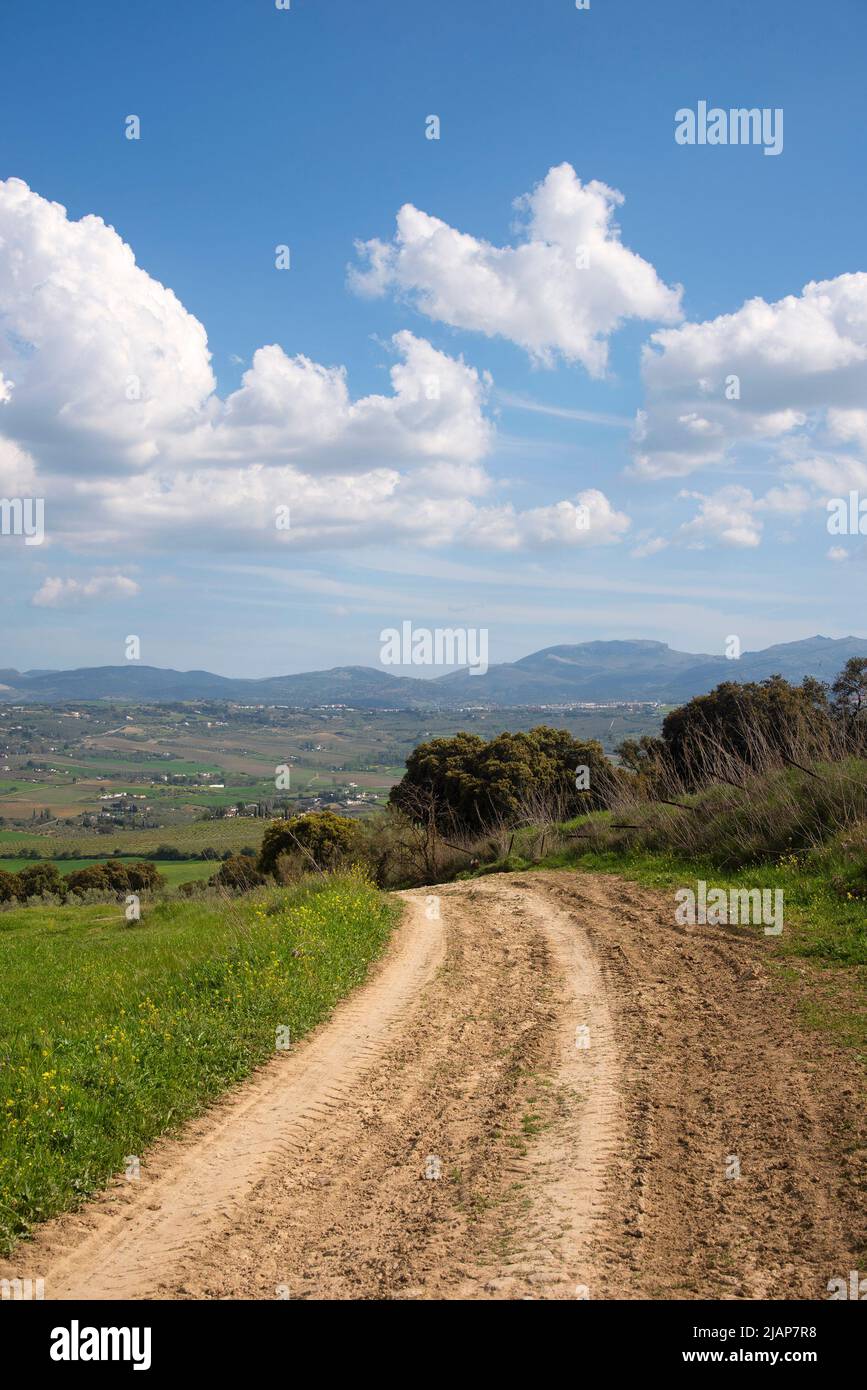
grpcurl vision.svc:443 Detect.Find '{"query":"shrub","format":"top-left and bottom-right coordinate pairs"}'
top-left (178, 879), bottom-right (209, 898)
top-left (0, 868), bottom-right (23, 903)
top-left (17, 863), bottom-right (64, 900)
top-left (65, 865), bottom-right (110, 896)
top-left (388, 726), bottom-right (619, 833)
top-left (657, 675), bottom-right (833, 790)
top-left (209, 855), bottom-right (267, 890)
top-left (125, 862), bottom-right (164, 892)
top-left (258, 812), bottom-right (362, 876)
top-left (65, 861), bottom-right (165, 898)
top-left (102, 860), bottom-right (132, 893)
top-left (576, 759), bottom-right (867, 871)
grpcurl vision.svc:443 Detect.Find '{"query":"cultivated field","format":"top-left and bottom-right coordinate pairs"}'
top-left (0, 701), bottom-right (663, 855)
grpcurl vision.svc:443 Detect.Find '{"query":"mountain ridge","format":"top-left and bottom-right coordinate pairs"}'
top-left (0, 635), bottom-right (865, 708)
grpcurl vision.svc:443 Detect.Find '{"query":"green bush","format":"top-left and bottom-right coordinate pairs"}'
top-left (567, 760), bottom-right (867, 872)
top-left (258, 812), bottom-right (362, 877)
top-left (65, 865), bottom-right (110, 896)
top-left (210, 855), bottom-right (267, 890)
top-left (17, 863), bottom-right (64, 900)
top-left (64, 861), bottom-right (166, 899)
top-left (389, 726), bottom-right (619, 832)
top-left (0, 868), bottom-right (23, 903)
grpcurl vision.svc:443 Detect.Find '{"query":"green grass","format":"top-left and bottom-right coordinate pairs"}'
top-left (470, 824), bottom-right (867, 968)
top-left (46, 757), bottom-right (224, 776)
top-left (491, 762), bottom-right (867, 970)
top-left (560, 844), bottom-right (867, 1056)
top-left (0, 873), bottom-right (398, 1251)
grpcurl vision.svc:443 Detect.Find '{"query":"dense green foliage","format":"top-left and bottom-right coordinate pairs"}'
top-left (657, 675), bottom-right (832, 787)
top-left (65, 860), bottom-right (165, 896)
top-left (831, 656), bottom-right (867, 750)
top-left (389, 726), bottom-right (618, 831)
top-left (619, 663), bottom-right (867, 792)
top-left (209, 854), bottom-right (267, 890)
top-left (0, 859), bottom-right (165, 902)
top-left (258, 810), bottom-right (363, 876)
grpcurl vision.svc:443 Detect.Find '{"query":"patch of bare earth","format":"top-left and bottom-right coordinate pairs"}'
top-left (2, 871), bottom-right (863, 1299)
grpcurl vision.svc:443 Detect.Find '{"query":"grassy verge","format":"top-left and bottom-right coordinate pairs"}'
top-left (0, 872), bottom-right (397, 1252)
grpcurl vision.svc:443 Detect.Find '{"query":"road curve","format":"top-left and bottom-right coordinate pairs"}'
top-left (3, 871), bottom-right (864, 1300)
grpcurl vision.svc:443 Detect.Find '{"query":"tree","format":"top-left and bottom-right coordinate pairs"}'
top-left (65, 861), bottom-right (164, 897)
top-left (65, 865), bottom-right (110, 896)
top-left (658, 674), bottom-right (832, 789)
top-left (17, 862), bottom-right (64, 900)
top-left (209, 855), bottom-right (266, 890)
top-left (102, 861), bottom-right (132, 893)
top-left (388, 726), bottom-right (618, 832)
top-left (258, 811), bottom-right (362, 876)
top-left (125, 862), bottom-right (164, 892)
top-left (0, 868), bottom-right (22, 903)
top-left (615, 735), bottom-right (668, 793)
top-left (831, 657), bottom-right (867, 750)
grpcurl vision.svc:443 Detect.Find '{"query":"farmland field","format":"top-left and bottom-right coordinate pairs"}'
top-left (0, 700), bottom-right (663, 858)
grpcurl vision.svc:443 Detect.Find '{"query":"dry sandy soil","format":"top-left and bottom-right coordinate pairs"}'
top-left (4, 870), bottom-right (865, 1300)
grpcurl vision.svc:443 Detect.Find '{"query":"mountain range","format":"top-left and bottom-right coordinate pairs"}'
top-left (1, 636), bottom-right (865, 708)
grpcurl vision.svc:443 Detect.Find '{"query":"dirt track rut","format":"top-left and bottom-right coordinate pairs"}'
top-left (5, 871), bottom-right (865, 1300)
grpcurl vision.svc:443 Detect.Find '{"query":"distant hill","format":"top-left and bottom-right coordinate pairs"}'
top-left (434, 636), bottom-right (867, 704)
top-left (0, 636), bottom-right (865, 708)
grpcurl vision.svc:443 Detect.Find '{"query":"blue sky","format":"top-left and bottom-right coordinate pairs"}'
top-left (1, 0), bottom-right (866, 677)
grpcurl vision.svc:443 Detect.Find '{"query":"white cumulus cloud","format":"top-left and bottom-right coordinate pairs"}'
top-left (350, 163), bottom-right (683, 374)
top-left (0, 178), bottom-right (631, 558)
top-left (0, 177), bottom-right (214, 475)
top-left (633, 273), bottom-right (867, 479)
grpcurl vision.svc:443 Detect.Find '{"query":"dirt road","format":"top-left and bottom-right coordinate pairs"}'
top-left (5, 871), bottom-right (865, 1300)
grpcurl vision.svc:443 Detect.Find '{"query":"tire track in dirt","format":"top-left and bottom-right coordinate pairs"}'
top-left (2, 871), bottom-right (864, 1300)
top-left (534, 871), bottom-right (866, 1299)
